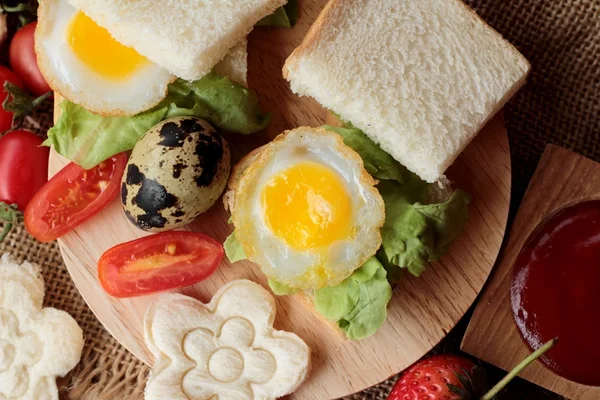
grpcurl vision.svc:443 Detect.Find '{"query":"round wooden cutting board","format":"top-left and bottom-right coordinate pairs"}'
top-left (49, 1), bottom-right (511, 398)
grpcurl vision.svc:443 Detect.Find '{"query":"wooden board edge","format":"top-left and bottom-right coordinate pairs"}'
top-left (461, 144), bottom-right (600, 399)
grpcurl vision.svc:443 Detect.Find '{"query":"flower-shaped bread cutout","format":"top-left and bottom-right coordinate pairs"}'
top-left (0, 253), bottom-right (83, 400)
top-left (144, 279), bottom-right (311, 400)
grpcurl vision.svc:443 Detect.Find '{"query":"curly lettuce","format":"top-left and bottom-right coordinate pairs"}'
top-left (45, 72), bottom-right (270, 169)
top-left (314, 257), bottom-right (392, 340)
top-left (323, 125), bottom-right (414, 184)
top-left (323, 125), bottom-right (470, 279)
top-left (377, 181), bottom-right (470, 277)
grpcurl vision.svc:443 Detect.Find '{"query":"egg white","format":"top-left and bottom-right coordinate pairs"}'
top-left (232, 128), bottom-right (385, 290)
top-left (35, 0), bottom-right (175, 116)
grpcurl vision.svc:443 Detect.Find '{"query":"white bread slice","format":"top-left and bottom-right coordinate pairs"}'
top-left (0, 253), bottom-right (83, 399)
top-left (69, 0), bottom-right (285, 81)
top-left (284, 0), bottom-right (530, 182)
top-left (215, 37), bottom-right (248, 87)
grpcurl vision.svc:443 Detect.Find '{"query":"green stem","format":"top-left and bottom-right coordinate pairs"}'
top-left (2, 4), bottom-right (30, 12)
top-left (32, 91), bottom-right (52, 108)
top-left (481, 337), bottom-right (557, 400)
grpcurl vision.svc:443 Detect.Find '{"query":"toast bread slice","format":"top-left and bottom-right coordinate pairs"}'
top-left (284, 0), bottom-right (530, 182)
top-left (70, 0), bottom-right (285, 80)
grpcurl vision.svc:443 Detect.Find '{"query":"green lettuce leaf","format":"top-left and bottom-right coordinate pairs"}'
top-left (167, 76), bottom-right (270, 134)
top-left (323, 125), bottom-right (414, 184)
top-left (378, 180), bottom-right (470, 277)
top-left (224, 232), bottom-right (247, 264)
top-left (46, 101), bottom-right (166, 170)
top-left (257, 0), bottom-right (298, 28)
top-left (413, 191), bottom-right (471, 258)
top-left (315, 257), bottom-right (392, 340)
top-left (45, 72), bottom-right (270, 169)
top-left (376, 249), bottom-right (405, 285)
top-left (314, 277), bottom-right (360, 321)
top-left (268, 279), bottom-right (298, 296)
top-left (323, 124), bottom-right (470, 278)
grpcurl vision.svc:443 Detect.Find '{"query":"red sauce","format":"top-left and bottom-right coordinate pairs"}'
top-left (511, 200), bottom-right (600, 386)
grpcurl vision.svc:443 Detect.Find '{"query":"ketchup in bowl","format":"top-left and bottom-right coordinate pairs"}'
top-left (511, 200), bottom-right (600, 386)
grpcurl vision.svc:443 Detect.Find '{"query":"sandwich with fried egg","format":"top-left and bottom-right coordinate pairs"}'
top-left (35, 0), bottom-right (285, 169)
top-left (223, 125), bottom-right (469, 341)
top-left (225, 0), bottom-right (529, 340)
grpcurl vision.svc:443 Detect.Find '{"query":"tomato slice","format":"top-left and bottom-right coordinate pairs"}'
top-left (24, 154), bottom-right (127, 242)
top-left (98, 231), bottom-right (224, 297)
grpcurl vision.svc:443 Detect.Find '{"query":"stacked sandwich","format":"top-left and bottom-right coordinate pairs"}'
top-left (35, 0), bottom-right (530, 346)
top-left (225, 0), bottom-right (530, 340)
top-left (35, 0), bottom-right (288, 169)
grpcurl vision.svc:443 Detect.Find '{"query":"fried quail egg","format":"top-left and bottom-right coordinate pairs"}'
top-left (231, 127), bottom-right (385, 290)
top-left (35, 0), bottom-right (175, 116)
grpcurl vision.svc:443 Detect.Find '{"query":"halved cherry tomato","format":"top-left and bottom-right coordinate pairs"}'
top-left (24, 154), bottom-right (127, 242)
top-left (98, 231), bottom-right (224, 298)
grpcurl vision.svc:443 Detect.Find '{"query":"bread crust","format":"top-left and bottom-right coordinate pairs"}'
top-left (283, 0), bottom-right (347, 79)
top-left (455, 0), bottom-right (532, 73)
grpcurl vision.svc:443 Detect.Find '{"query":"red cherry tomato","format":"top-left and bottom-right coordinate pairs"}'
top-left (0, 67), bottom-right (23, 132)
top-left (24, 154), bottom-right (127, 242)
top-left (98, 231), bottom-right (223, 298)
top-left (0, 130), bottom-right (49, 210)
top-left (9, 22), bottom-right (51, 96)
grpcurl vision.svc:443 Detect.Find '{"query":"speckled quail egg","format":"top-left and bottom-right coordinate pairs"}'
top-left (35, 0), bottom-right (174, 116)
top-left (230, 127), bottom-right (385, 290)
top-left (122, 117), bottom-right (230, 232)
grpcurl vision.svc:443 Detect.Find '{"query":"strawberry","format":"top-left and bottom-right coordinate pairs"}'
top-left (388, 338), bottom-right (558, 400)
top-left (387, 354), bottom-right (484, 400)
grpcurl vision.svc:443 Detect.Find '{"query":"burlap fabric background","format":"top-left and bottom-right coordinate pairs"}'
top-left (1, 0), bottom-right (598, 398)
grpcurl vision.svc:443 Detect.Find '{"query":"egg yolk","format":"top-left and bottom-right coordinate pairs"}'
top-left (261, 162), bottom-right (352, 250)
top-left (67, 12), bottom-right (148, 79)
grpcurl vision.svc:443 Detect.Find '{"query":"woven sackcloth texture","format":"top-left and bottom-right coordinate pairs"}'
top-left (1, 0), bottom-right (598, 398)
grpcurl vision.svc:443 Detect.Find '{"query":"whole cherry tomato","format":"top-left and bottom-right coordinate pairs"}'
top-left (9, 22), bottom-right (52, 96)
top-left (0, 130), bottom-right (49, 210)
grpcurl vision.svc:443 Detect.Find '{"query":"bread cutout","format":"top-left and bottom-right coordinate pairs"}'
top-left (0, 253), bottom-right (83, 400)
top-left (144, 280), bottom-right (311, 399)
